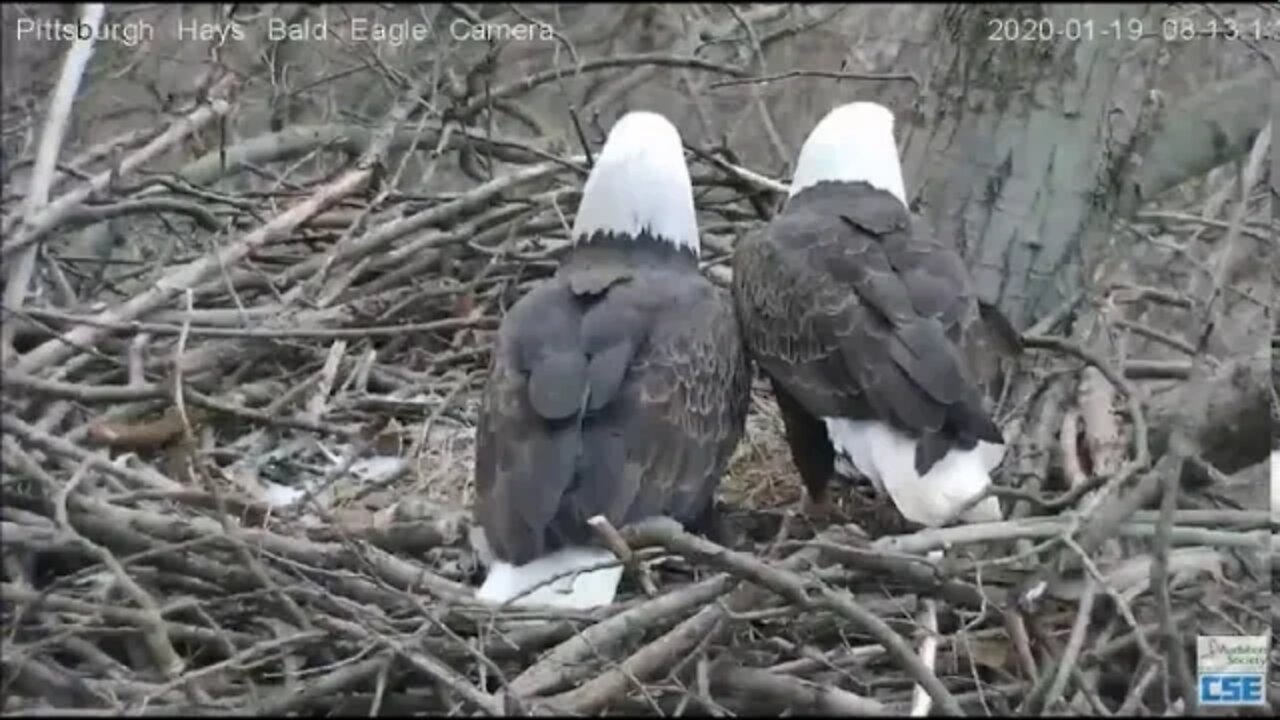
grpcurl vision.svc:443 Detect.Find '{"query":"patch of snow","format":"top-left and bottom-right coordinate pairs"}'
top-left (263, 481), bottom-right (305, 508)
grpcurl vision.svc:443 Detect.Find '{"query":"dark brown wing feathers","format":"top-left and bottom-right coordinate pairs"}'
top-left (476, 265), bottom-right (749, 565)
top-left (733, 181), bottom-right (1001, 475)
top-left (527, 351), bottom-right (588, 420)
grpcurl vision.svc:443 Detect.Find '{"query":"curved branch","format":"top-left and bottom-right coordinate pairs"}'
top-left (1130, 68), bottom-right (1271, 209)
top-left (453, 53), bottom-right (748, 117)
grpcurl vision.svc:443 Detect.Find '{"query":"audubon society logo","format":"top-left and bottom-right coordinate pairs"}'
top-left (1197, 635), bottom-right (1269, 706)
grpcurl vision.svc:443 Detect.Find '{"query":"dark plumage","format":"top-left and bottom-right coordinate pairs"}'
top-left (476, 233), bottom-right (748, 562)
top-left (733, 102), bottom-right (1010, 528)
top-left (473, 112), bottom-right (750, 608)
top-left (735, 181), bottom-right (999, 468)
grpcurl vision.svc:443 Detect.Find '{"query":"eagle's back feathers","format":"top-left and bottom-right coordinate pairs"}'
top-left (734, 176), bottom-right (1005, 526)
top-left (476, 260), bottom-right (749, 567)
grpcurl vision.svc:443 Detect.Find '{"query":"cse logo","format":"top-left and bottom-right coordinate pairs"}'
top-left (1198, 674), bottom-right (1265, 705)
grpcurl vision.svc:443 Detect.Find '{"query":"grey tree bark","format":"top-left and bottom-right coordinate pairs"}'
top-left (880, 4), bottom-right (1270, 330)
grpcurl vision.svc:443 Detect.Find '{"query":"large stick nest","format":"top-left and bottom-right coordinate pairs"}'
top-left (2, 4), bottom-right (1275, 716)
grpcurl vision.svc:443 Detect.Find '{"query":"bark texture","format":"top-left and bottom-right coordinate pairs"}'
top-left (894, 5), bottom-right (1153, 328)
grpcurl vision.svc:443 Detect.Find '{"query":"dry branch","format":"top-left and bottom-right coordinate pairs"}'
top-left (0, 73), bottom-right (242, 258)
top-left (0, 6), bottom-right (1268, 716)
top-left (708, 660), bottom-right (889, 715)
top-left (2, 3), bottom-right (106, 362)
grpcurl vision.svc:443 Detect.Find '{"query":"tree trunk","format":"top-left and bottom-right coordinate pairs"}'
top-left (877, 4), bottom-right (1268, 330)
top-left (898, 5), bottom-right (1108, 326)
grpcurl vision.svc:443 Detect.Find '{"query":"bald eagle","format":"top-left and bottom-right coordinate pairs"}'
top-left (472, 111), bottom-right (751, 609)
top-left (732, 101), bottom-right (1006, 528)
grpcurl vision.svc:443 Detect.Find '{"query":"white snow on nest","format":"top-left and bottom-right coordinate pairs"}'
top-left (349, 455), bottom-right (408, 483)
top-left (242, 402), bottom-right (483, 513)
top-left (263, 481), bottom-right (305, 508)
top-left (259, 455), bottom-right (408, 510)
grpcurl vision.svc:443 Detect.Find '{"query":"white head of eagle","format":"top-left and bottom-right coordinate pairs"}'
top-left (571, 111), bottom-right (700, 256)
top-left (789, 101), bottom-right (908, 208)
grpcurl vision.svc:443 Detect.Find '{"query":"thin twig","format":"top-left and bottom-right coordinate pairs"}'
top-left (709, 68), bottom-right (920, 89)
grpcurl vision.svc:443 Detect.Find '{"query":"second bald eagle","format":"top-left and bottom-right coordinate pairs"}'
top-left (733, 102), bottom-right (1007, 528)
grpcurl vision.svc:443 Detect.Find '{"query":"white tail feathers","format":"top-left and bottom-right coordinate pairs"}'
top-left (959, 494), bottom-right (1005, 524)
top-left (825, 418), bottom-right (1005, 527)
top-left (475, 546), bottom-right (624, 610)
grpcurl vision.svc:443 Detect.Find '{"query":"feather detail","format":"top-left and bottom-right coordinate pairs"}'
top-left (825, 418), bottom-right (1005, 527)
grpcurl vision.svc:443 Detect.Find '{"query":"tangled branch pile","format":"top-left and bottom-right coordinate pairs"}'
top-left (2, 4), bottom-right (1275, 717)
